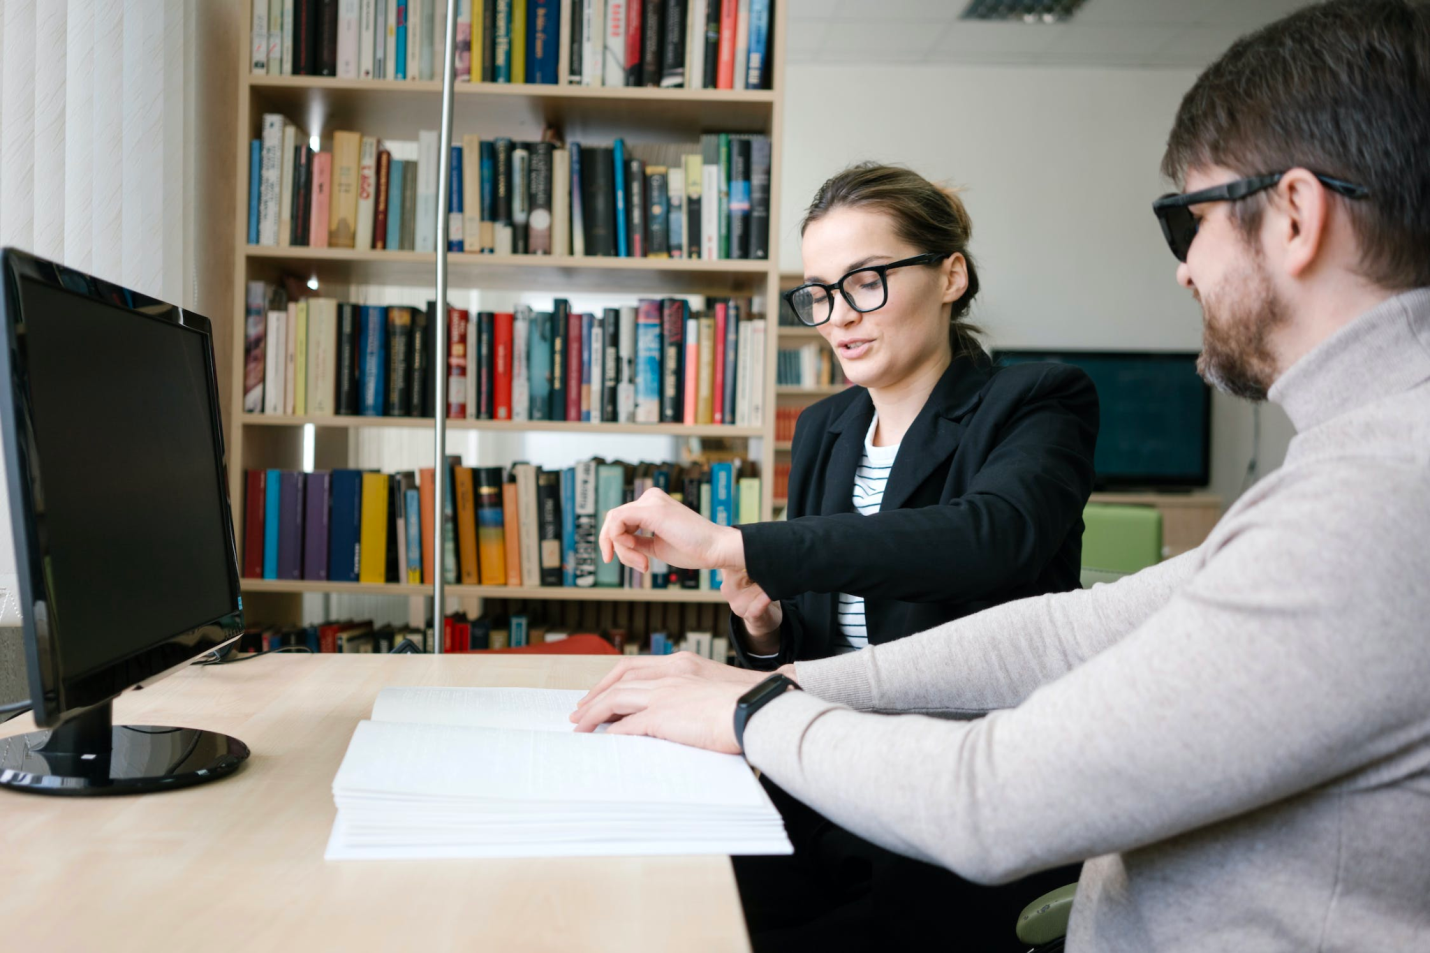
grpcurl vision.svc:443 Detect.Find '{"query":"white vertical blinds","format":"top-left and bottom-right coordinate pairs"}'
top-left (0, 0), bottom-right (190, 305)
top-left (0, 0), bottom-right (194, 593)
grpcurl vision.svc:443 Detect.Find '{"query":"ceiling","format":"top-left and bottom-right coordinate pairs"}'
top-left (784, 0), bottom-right (1318, 68)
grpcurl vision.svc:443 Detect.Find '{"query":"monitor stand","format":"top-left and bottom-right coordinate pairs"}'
top-left (0, 700), bottom-right (249, 795)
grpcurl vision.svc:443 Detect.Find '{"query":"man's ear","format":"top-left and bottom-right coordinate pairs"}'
top-left (1275, 168), bottom-right (1330, 279)
top-left (942, 253), bottom-right (969, 305)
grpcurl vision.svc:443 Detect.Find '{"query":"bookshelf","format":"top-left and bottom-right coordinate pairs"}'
top-left (228, 6), bottom-right (788, 634)
top-left (771, 271), bottom-right (840, 515)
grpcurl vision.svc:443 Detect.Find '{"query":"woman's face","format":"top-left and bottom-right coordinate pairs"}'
top-left (800, 206), bottom-right (965, 391)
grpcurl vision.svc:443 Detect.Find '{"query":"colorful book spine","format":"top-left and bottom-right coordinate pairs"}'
top-left (358, 304), bottom-right (387, 415)
top-left (494, 311), bottom-right (513, 419)
top-left (244, 469), bottom-right (266, 578)
top-left (594, 462), bottom-right (625, 586)
top-left (501, 479), bottom-right (522, 586)
top-left (329, 469), bottom-right (364, 582)
top-left (573, 459), bottom-right (597, 586)
top-left (565, 306), bottom-right (583, 422)
top-left (358, 471), bottom-right (389, 583)
top-left (447, 306), bottom-right (469, 418)
top-left (448, 144), bottom-right (464, 252)
top-left (635, 300), bottom-right (662, 423)
top-left (529, 309), bottom-right (553, 420)
top-left (303, 470), bottom-right (331, 580)
top-left (537, 467), bottom-right (563, 586)
top-left (475, 467), bottom-right (508, 585)
top-left (403, 478), bottom-right (423, 584)
top-left (710, 461), bottom-right (733, 588)
top-left (551, 298), bottom-right (568, 419)
top-left (612, 137), bottom-right (628, 256)
top-left (455, 465), bottom-right (480, 584)
top-left (559, 466), bottom-right (576, 586)
top-left (263, 468), bottom-right (281, 578)
top-left (248, 139), bottom-right (262, 244)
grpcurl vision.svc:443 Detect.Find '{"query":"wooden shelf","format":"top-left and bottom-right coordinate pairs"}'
top-left (776, 385), bottom-right (847, 396)
top-left (242, 578), bottom-right (730, 603)
top-left (241, 413), bottom-right (764, 438)
top-left (774, 325), bottom-right (827, 341)
top-left (246, 246), bottom-right (771, 294)
top-left (773, 497), bottom-right (788, 508)
top-left (247, 75), bottom-right (776, 142)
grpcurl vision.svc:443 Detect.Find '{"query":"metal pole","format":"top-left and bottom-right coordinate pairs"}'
top-left (432, 0), bottom-right (459, 652)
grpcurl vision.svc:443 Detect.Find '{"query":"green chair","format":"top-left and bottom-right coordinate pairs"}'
top-left (1079, 503), bottom-right (1163, 587)
top-left (1010, 505), bottom-right (1164, 949)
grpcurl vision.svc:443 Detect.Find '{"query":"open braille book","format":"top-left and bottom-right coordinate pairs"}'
top-left (325, 686), bottom-right (792, 860)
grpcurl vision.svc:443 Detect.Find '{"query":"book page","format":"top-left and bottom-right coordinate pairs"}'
top-left (334, 719), bottom-right (776, 809)
top-left (370, 686), bottom-right (586, 733)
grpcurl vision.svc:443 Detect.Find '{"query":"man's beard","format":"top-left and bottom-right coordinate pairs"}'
top-left (1195, 257), bottom-right (1287, 402)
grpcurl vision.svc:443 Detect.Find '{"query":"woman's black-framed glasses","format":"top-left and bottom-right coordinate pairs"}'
top-left (782, 252), bottom-right (952, 327)
top-left (1152, 171), bottom-right (1369, 263)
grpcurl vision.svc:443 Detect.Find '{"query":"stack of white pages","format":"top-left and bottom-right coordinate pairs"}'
top-left (325, 686), bottom-right (793, 860)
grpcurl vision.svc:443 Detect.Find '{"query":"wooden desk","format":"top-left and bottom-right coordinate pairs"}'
top-left (0, 655), bottom-right (753, 953)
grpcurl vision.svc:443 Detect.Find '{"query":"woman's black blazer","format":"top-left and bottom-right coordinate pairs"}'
top-left (731, 352), bottom-right (1099, 669)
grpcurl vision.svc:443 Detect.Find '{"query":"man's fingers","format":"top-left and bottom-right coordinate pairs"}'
top-left (604, 710), bottom-right (654, 738)
top-left (572, 685), bottom-right (651, 733)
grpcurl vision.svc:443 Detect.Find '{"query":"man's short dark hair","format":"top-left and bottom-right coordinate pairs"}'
top-left (1162, 0), bottom-right (1430, 291)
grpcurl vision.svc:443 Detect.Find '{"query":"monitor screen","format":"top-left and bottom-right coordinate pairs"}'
top-left (994, 350), bottom-right (1211, 488)
top-left (3, 256), bottom-right (241, 717)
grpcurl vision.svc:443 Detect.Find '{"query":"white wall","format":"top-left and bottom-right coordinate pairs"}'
top-left (781, 63), bottom-right (1296, 510)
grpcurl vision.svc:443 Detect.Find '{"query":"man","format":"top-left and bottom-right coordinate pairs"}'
top-left (577, 2), bottom-right (1430, 950)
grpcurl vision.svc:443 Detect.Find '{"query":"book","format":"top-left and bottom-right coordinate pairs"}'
top-left (278, 123), bottom-right (297, 246)
top-left (612, 138), bottom-right (628, 255)
top-left (513, 463), bottom-right (542, 586)
top-left (358, 471), bottom-right (389, 583)
top-left (243, 280), bottom-right (267, 411)
top-left (248, 140), bottom-right (262, 244)
top-left (475, 467), bottom-right (508, 585)
top-left (573, 458), bottom-right (598, 586)
top-left (529, 309), bottom-right (553, 420)
top-left (528, 141), bottom-right (554, 253)
top-left (284, 301), bottom-right (299, 414)
top-left (419, 467), bottom-right (436, 584)
top-left (601, 308), bottom-right (619, 422)
top-left (493, 311), bottom-right (513, 419)
top-left (263, 468), bottom-right (282, 578)
top-left (750, 136), bottom-right (770, 260)
top-left (552, 146), bottom-right (570, 255)
top-left (358, 305), bottom-right (387, 415)
top-left (243, 469), bottom-right (267, 577)
top-left (293, 299), bottom-right (308, 414)
top-left (602, 0), bottom-right (625, 87)
top-left (551, 298), bottom-right (568, 419)
top-left (635, 298), bottom-right (662, 423)
top-left (384, 157), bottom-right (404, 250)
top-left (259, 114), bottom-right (284, 245)
top-left (447, 306), bottom-right (469, 417)
top-left (476, 310), bottom-right (495, 419)
top-left (449, 144), bottom-right (465, 252)
top-left (559, 466), bottom-right (576, 586)
top-left (618, 304), bottom-right (638, 422)
top-left (594, 462), bottom-right (625, 586)
top-left (512, 308), bottom-right (531, 421)
top-left (336, 302), bottom-right (360, 414)
top-left (386, 306), bottom-right (413, 416)
top-left (565, 306), bottom-right (583, 422)
top-left (588, 312), bottom-right (604, 422)
top-left (528, 0), bottom-right (558, 82)
top-left (330, 469), bottom-right (364, 582)
top-left (402, 473), bottom-right (423, 583)
top-left (263, 300), bottom-right (285, 414)
top-left (660, 298), bottom-right (683, 422)
top-left (455, 466), bottom-right (480, 584)
top-left (640, 0), bottom-right (662, 86)
top-left (536, 467), bottom-right (563, 585)
top-left (330, 129), bottom-right (362, 247)
top-left (501, 478), bottom-right (522, 587)
top-left (356, 135), bottom-right (378, 249)
top-left (660, 0), bottom-right (685, 87)
top-left (416, 129), bottom-right (439, 252)
top-left (324, 686), bottom-right (792, 859)
top-left (303, 471), bottom-right (332, 580)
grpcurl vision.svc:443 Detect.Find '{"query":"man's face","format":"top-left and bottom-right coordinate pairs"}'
top-left (1178, 166), bottom-right (1289, 402)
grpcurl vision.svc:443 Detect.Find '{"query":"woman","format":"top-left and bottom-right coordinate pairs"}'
top-left (599, 162), bottom-right (1099, 667)
top-left (587, 163), bottom-right (1097, 952)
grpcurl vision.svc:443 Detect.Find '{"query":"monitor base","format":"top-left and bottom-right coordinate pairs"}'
top-left (0, 700), bottom-right (249, 795)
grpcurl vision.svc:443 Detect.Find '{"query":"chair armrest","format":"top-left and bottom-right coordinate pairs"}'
top-left (1016, 882), bottom-right (1077, 946)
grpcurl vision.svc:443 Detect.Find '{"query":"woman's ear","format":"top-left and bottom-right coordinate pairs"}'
top-left (942, 253), bottom-right (969, 305)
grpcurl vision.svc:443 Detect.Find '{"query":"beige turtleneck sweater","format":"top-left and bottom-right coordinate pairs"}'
top-left (742, 288), bottom-right (1430, 952)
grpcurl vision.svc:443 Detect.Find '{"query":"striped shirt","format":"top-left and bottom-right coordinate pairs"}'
top-left (834, 414), bottom-right (900, 654)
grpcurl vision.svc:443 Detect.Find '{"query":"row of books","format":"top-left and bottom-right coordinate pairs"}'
top-left (777, 343), bottom-right (846, 388)
top-left (240, 620), bottom-right (431, 654)
top-left (250, 0), bottom-right (774, 91)
top-left (438, 613), bottom-right (731, 657)
top-left (243, 284), bottom-right (768, 426)
top-left (250, 121), bottom-right (772, 260)
top-left (241, 456), bottom-right (762, 591)
top-left (773, 404), bottom-right (804, 443)
top-left (772, 460), bottom-right (788, 502)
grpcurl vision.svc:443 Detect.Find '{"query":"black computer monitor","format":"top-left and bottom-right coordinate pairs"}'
top-left (993, 349), bottom-right (1212, 489)
top-left (0, 248), bottom-right (249, 795)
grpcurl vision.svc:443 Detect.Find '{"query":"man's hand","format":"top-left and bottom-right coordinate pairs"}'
top-left (574, 651), bottom-right (765, 713)
top-left (598, 487), bottom-right (745, 573)
top-left (570, 674), bottom-right (751, 755)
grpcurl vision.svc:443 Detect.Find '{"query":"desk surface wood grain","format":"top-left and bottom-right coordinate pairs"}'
top-left (0, 654), bottom-right (753, 953)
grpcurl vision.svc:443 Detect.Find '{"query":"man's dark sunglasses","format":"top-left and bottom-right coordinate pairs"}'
top-left (1152, 172), bottom-right (1370, 263)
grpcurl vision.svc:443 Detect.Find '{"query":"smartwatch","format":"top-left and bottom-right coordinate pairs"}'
top-left (733, 673), bottom-right (801, 753)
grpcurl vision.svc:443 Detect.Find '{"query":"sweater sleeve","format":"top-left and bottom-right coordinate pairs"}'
top-left (791, 548), bottom-right (1199, 711)
top-left (740, 365), bottom-right (1098, 604)
top-left (744, 462), bottom-right (1430, 884)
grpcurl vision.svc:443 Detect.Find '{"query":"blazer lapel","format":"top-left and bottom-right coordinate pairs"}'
top-left (820, 390), bottom-right (873, 517)
top-left (880, 356), bottom-right (992, 513)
